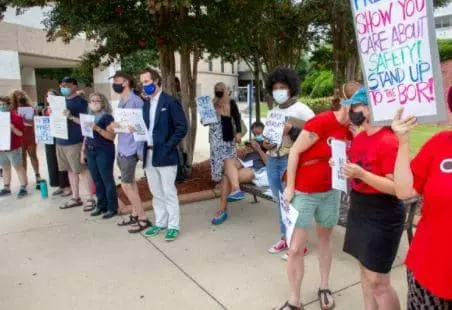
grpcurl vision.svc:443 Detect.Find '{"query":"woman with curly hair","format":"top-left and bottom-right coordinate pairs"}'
top-left (9, 89), bottom-right (43, 188)
top-left (264, 67), bottom-right (315, 256)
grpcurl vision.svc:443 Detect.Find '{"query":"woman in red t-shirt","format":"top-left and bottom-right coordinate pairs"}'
top-left (392, 110), bottom-right (452, 308)
top-left (341, 88), bottom-right (404, 310)
top-left (275, 81), bottom-right (359, 310)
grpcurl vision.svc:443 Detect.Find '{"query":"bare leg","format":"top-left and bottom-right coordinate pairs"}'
top-left (360, 265), bottom-right (378, 310)
top-left (316, 224), bottom-right (334, 289)
top-left (14, 165), bottom-right (27, 186)
top-left (218, 175), bottom-right (231, 212)
top-left (223, 158), bottom-right (241, 190)
top-left (68, 170), bottom-right (80, 199)
top-left (27, 144), bottom-right (40, 178)
top-left (287, 228), bottom-right (309, 307)
top-left (361, 264), bottom-right (401, 310)
top-left (80, 169), bottom-right (93, 200)
top-left (122, 182), bottom-right (145, 220)
top-left (2, 163), bottom-right (11, 186)
top-left (22, 147), bottom-right (28, 174)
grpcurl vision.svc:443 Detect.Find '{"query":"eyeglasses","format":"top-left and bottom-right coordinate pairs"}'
top-left (90, 100), bottom-right (102, 103)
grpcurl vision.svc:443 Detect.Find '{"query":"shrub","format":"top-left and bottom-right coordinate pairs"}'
top-left (300, 96), bottom-right (333, 114)
top-left (311, 70), bottom-right (334, 98)
top-left (438, 39), bottom-right (452, 62)
top-left (300, 71), bottom-right (320, 96)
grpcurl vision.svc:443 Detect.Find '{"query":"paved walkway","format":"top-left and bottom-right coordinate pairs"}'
top-left (0, 142), bottom-right (411, 309)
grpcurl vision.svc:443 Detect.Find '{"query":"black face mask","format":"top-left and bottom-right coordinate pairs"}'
top-left (215, 91), bottom-right (224, 98)
top-left (112, 83), bottom-right (125, 94)
top-left (350, 111), bottom-right (366, 126)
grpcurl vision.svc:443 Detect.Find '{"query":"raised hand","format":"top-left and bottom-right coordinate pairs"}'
top-left (391, 108), bottom-right (417, 144)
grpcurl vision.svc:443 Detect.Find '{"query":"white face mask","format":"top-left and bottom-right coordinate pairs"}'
top-left (272, 89), bottom-right (289, 105)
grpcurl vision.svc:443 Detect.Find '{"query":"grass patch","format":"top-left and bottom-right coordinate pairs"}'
top-left (410, 125), bottom-right (446, 155)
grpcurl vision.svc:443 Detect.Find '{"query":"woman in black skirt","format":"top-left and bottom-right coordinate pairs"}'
top-left (340, 88), bottom-right (403, 310)
top-left (42, 90), bottom-right (71, 196)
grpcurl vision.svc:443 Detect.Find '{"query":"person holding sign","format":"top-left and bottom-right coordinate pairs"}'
top-left (392, 111), bottom-right (452, 308)
top-left (138, 68), bottom-right (187, 242)
top-left (278, 82), bottom-right (356, 310)
top-left (0, 96), bottom-right (28, 198)
top-left (207, 82), bottom-right (243, 184)
top-left (341, 88), bottom-right (403, 310)
top-left (9, 90), bottom-right (44, 189)
top-left (107, 71), bottom-right (150, 233)
top-left (264, 68), bottom-right (315, 255)
top-left (56, 77), bottom-right (95, 211)
top-left (81, 93), bottom-right (117, 219)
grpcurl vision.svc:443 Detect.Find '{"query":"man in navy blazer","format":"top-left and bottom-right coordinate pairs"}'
top-left (139, 68), bottom-right (187, 241)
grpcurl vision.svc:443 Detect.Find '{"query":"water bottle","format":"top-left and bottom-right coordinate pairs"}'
top-left (40, 180), bottom-right (48, 199)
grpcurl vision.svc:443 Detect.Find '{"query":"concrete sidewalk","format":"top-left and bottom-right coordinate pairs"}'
top-left (0, 185), bottom-right (410, 310)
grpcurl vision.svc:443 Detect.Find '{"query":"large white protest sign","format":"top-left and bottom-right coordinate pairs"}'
top-left (34, 116), bottom-right (53, 145)
top-left (196, 96), bottom-right (217, 125)
top-left (0, 112), bottom-right (11, 150)
top-left (18, 107), bottom-right (34, 120)
top-left (331, 139), bottom-right (348, 193)
top-left (279, 191), bottom-right (299, 247)
top-left (48, 95), bottom-right (68, 140)
top-left (113, 108), bottom-right (148, 142)
top-left (80, 114), bottom-right (94, 138)
top-left (263, 110), bottom-right (285, 147)
top-left (351, 0), bottom-right (447, 125)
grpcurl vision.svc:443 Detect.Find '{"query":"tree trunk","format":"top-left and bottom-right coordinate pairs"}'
top-left (253, 57), bottom-right (261, 122)
top-left (159, 46), bottom-right (176, 95)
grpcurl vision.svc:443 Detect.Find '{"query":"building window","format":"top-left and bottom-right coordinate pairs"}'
top-left (221, 60), bottom-right (224, 73)
top-left (435, 15), bottom-right (452, 29)
top-left (208, 60), bottom-right (213, 72)
top-left (231, 62), bottom-right (235, 74)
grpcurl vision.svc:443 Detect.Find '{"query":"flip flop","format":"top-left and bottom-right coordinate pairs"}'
top-left (318, 289), bottom-right (335, 310)
top-left (59, 198), bottom-right (83, 209)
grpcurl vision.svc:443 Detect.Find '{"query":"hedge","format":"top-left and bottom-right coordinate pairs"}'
top-left (300, 96), bottom-right (333, 114)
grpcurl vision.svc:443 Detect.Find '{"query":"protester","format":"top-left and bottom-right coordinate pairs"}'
top-left (340, 88), bottom-right (403, 310)
top-left (107, 71), bottom-right (150, 233)
top-left (56, 76), bottom-right (95, 210)
top-left (0, 96), bottom-right (28, 198)
top-left (264, 67), bottom-right (315, 255)
top-left (139, 68), bottom-right (187, 241)
top-left (392, 109), bottom-right (452, 308)
top-left (42, 90), bottom-right (71, 196)
top-left (9, 89), bottom-right (43, 188)
top-left (82, 93), bottom-right (117, 219)
top-left (208, 82), bottom-right (243, 184)
top-left (211, 121), bottom-right (268, 225)
top-left (276, 83), bottom-right (357, 310)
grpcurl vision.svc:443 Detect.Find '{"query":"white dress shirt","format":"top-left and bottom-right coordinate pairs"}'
top-left (148, 90), bottom-right (162, 146)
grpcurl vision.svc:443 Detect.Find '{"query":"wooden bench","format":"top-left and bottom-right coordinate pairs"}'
top-left (241, 183), bottom-right (420, 244)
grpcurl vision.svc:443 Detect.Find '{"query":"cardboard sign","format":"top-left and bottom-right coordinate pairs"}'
top-left (18, 107), bottom-right (34, 120)
top-left (351, 0), bottom-right (447, 124)
top-left (331, 139), bottom-right (347, 193)
top-left (0, 112), bottom-right (11, 150)
top-left (48, 95), bottom-right (68, 140)
top-left (113, 108), bottom-right (148, 142)
top-left (80, 114), bottom-right (94, 138)
top-left (263, 110), bottom-right (285, 147)
top-left (34, 116), bottom-right (53, 145)
top-left (197, 96), bottom-right (218, 125)
top-left (279, 191), bottom-right (299, 247)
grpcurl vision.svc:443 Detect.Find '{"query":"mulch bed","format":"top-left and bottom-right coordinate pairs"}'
top-left (117, 160), bottom-right (214, 205)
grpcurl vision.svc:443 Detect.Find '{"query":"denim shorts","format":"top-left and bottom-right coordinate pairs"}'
top-left (0, 147), bottom-right (23, 167)
top-left (292, 189), bottom-right (341, 229)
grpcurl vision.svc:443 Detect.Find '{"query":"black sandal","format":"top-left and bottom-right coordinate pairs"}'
top-left (117, 215), bottom-right (139, 227)
top-left (83, 199), bottom-right (97, 212)
top-left (318, 289), bottom-right (335, 310)
top-left (59, 198), bottom-right (83, 209)
top-left (273, 301), bottom-right (303, 310)
top-left (128, 219), bottom-right (152, 234)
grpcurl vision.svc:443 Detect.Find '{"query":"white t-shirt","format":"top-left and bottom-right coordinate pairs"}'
top-left (267, 101), bottom-right (315, 157)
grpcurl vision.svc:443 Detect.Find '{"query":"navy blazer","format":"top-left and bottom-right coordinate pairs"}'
top-left (142, 92), bottom-right (188, 167)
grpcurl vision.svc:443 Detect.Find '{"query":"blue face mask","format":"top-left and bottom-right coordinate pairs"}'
top-left (255, 135), bottom-right (264, 142)
top-left (143, 83), bottom-right (156, 96)
top-left (60, 87), bottom-right (72, 97)
top-left (0, 105), bottom-right (8, 112)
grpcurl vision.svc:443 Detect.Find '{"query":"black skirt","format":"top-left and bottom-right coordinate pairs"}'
top-left (343, 190), bottom-right (405, 273)
top-left (45, 142), bottom-right (69, 188)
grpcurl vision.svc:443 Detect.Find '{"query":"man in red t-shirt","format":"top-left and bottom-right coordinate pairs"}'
top-left (393, 109), bottom-right (452, 308)
top-left (0, 96), bottom-right (28, 198)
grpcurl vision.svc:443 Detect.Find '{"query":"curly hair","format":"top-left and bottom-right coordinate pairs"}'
top-left (265, 67), bottom-right (300, 98)
top-left (9, 89), bottom-right (33, 111)
top-left (88, 92), bottom-right (113, 114)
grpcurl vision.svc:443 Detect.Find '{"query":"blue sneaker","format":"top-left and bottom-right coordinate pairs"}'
top-left (17, 188), bottom-right (28, 199)
top-left (211, 211), bottom-right (228, 225)
top-left (0, 188), bottom-right (11, 196)
top-left (227, 190), bottom-right (245, 202)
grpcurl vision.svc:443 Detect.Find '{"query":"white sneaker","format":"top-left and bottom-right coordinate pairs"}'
top-left (281, 253), bottom-right (289, 261)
